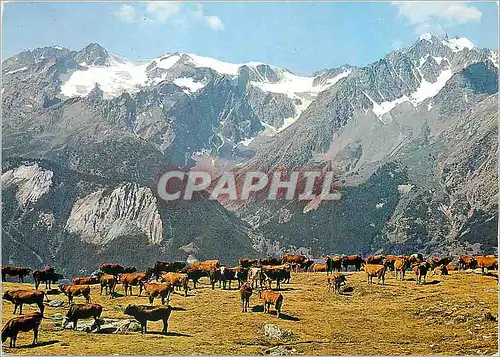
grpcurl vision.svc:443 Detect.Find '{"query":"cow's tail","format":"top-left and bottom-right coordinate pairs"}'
top-left (275, 294), bottom-right (284, 312)
top-left (1, 320), bottom-right (12, 342)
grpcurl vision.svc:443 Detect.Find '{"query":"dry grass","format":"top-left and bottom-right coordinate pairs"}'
top-left (1, 270), bottom-right (498, 355)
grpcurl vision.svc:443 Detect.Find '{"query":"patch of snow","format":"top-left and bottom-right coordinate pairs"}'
top-left (185, 53), bottom-right (242, 75)
top-left (173, 77), bottom-right (205, 93)
top-left (419, 33), bottom-right (433, 42)
top-left (409, 69), bottom-right (453, 105)
top-left (488, 51), bottom-right (499, 68)
top-left (375, 202), bottom-right (385, 209)
top-left (54, 45), bottom-right (63, 50)
top-left (427, 102), bottom-right (433, 111)
top-left (432, 56), bottom-right (445, 65)
top-left (397, 184), bottom-right (414, 194)
top-left (4, 66), bottom-right (28, 75)
top-left (155, 53), bottom-right (182, 70)
top-left (364, 91), bottom-right (408, 121)
top-left (239, 137), bottom-right (255, 147)
top-left (61, 54), bottom-right (151, 99)
top-left (324, 69), bottom-right (352, 86)
top-left (442, 37), bottom-right (476, 52)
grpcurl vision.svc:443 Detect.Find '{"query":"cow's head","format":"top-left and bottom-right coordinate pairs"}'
top-left (2, 290), bottom-right (13, 302)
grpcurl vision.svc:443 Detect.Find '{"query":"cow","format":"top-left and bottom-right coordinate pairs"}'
top-left (118, 271), bottom-right (151, 296)
top-left (365, 255), bottom-right (385, 265)
top-left (384, 255), bottom-right (403, 272)
top-left (324, 255), bottom-right (342, 275)
top-left (427, 256), bottom-right (453, 270)
top-left (236, 267), bottom-right (249, 288)
top-left (59, 284), bottom-right (91, 305)
top-left (260, 257), bottom-right (282, 266)
top-left (282, 254), bottom-right (307, 272)
top-left (181, 267), bottom-right (207, 289)
top-left (152, 261), bottom-right (187, 281)
top-left (99, 274), bottom-right (117, 297)
top-left (219, 266), bottom-right (240, 290)
top-left (99, 264), bottom-right (137, 276)
top-left (72, 276), bottom-right (99, 285)
top-left (190, 260), bottom-right (220, 289)
top-left (247, 267), bottom-right (262, 289)
top-left (446, 264), bottom-right (458, 271)
top-left (33, 266), bottom-right (62, 289)
top-left (413, 262), bottom-right (431, 285)
top-left (361, 264), bottom-right (387, 285)
top-left (312, 263), bottom-right (328, 272)
top-left (62, 303), bottom-right (103, 331)
top-left (160, 272), bottom-right (189, 297)
top-left (327, 273), bottom-right (347, 294)
top-left (123, 305), bottom-right (172, 335)
top-left (261, 266), bottom-right (290, 290)
top-left (2, 312), bottom-right (42, 348)
top-left (406, 253), bottom-right (424, 265)
top-left (476, 255), bottom-right (498, 274)
top-left (431, 264), bottom-right (449, 277)
top-left (3, 289), bottom-right (47, 316)
top-left (458, 255), bottom-right (477, 270)
top-left (2, 266), bottom-right (32, 283)
top-left (302, 259), bottom-right (315, 272)
top-left (239, 258), bottom-right (259, 268)
top-left (143, 282), bottom-right (173, 305)
top-left (259, 290), bottom-right (284, 318)
top-left (394, 257), bottom-right (409, 280)
top-left (239, 282), bottom-right (253, 312)
top-left (342, 255), bottom-right (364, 272)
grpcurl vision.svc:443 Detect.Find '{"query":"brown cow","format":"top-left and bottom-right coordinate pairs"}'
top-left (72, 276), bottom-right (99, 285)
top-left (181, 267), bottom-right (208, 289)
top-left (62, 303), bottom-right (103, 331)
top-left (324, 255), bottom-right (342, 274)
top-left (152, 261), bottom-right (187, 280)
top-left (99, 274), bottom-right (117, 297)
top-left (3, 289), bottom-right (47, 316)
top-left (476, 255), bottom-right (498, 274)
top-left (260, 257), bottom-right (283, 266)
top-left (282, 254), bottom-right (307, 272)
top-left (123, 305), bottom-right (172, 335)
top-left (59, 284), bottom-right (91, 304)
top-left (458, 255), bottom-right (477, 270)
top-left (259, 289), bottom-right (284, 318)
top-left (33, 266), bottom-right (61, 290)
top-left (100, 264), bottom-right (137, 276)
top-left (143, 282), bottom-right (173, 305)
top-left (406, 254), bottom-right (424, 265)
top-left (239, 282), bottom-right (253, 312)
top-left (2, 266), bottom-right (32, 283)
top-left (118, 271), bottom-right (151, 296)
top-left (431, 265), bottom-right (449, 277)
top-left (190, 260), bottom-right (219, 289)
top-left (446, 264), bottom-right (458, 271)
top-left (427, 256), bottom-right (453, 270)
top-left (312, 263), bottom-right (328, 272)
top-left (327, 273), bottom-right (347, 293)
top-left (413, 262), bottom-right (431, 285)
top-left (2, 312), bottom-right (42, 347)
top-left (160, 272), bottom-right (189, 296)
top-left (342, 255), bottom-right (364, 271)
top-left (394, 257), bottom-right (409, 280)
top-left (365, 255), bottom-right (385, 265)
top-left (239, 258), bottom-right (259, 268)
top-left (384, 255), bottom-right (403, 271)
top-left (362, 264), bottom-right (387, 285)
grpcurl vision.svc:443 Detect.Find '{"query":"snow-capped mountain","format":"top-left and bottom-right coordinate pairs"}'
top-left (2, 34), bottom-right (498, 272)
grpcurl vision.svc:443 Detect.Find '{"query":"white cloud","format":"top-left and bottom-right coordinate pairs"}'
top-left (205, 16), bottom-right (224, 31)
top-left (120, 1), bottom-right (224, 31)
top-left (145, 1), bottom-right (182, 23)
top-left (115, 4), bottom-right (137, 23)
top-left (391, 2), bottom-right (482, 34)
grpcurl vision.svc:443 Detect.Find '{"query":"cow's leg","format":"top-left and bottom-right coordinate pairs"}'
top-left (38, 302), bottom-right (45, 316)
top-left (19, 304), bottom-right (23, 315)
top-left (33, 327), bottom-right (38, 345)
top-left (12, 334), bottom-right (17, 348)
top-left (162, 320), bottom-right (168, 334)
top-left (74, 319), bottom-right (78, 330)
top-left (86, 293), bottom-right (91, 303)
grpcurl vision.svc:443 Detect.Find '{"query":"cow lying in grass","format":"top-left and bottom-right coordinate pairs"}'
top-left (3, 289), bottom-right (47, 316)
top-left (62, 304), bottom-right (103, 331)
top-left (259, 290), bottom-right (284, 318)
top-left (2, 312), bottom-right (42, 347)
top-left (123, 305), bottom-right (172, 334)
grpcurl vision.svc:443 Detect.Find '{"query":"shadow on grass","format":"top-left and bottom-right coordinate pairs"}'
top-left (251, 306), bottom-right (300, 321)
top-left (146, 331), bottom-right (192, 337)
top-left (170, 306), bottom-right (186, 311)
top-left (12, 340), bottom-right (59, 349)
top-left (422, 280), bottom-right (440, 285)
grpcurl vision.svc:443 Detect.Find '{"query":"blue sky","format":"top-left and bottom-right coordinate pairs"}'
top-left (2, 1), bottom-right (498, 75)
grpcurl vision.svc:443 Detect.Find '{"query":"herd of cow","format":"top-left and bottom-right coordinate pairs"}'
top-left (1, 252), bottom-right (498, 348)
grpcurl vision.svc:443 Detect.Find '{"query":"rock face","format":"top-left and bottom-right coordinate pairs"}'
top-left (1, 34), bottom-right (498, 273)
top-left (66, 183), bottom-right (163, 246)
